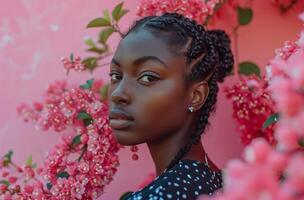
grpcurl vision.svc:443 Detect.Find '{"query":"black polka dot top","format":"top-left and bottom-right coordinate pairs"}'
top-left (123, 159), bottom-right (223, 200)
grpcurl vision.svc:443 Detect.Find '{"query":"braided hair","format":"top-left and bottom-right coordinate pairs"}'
top-left (122, 13), bottom-right (234, 171)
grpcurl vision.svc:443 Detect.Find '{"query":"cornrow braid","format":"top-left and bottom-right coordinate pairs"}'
top-left (123, 12), bottom-right (234, 171)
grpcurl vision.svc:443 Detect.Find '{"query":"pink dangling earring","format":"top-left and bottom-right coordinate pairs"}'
top-left (130, 145), bottom-right (139, 160)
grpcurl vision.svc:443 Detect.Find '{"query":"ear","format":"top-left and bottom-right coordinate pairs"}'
top-left (189, 81), bottom-right (209, 111)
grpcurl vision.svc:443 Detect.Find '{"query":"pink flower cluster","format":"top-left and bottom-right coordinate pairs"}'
top-left (3, 80), bottom-right (120, 199)
top-left (224, 75), bottom-right (276, 146)
top-left (0, 160), bottom-right (46, 200)
top-left (61, 55), bottom-right (85, 74)
top-left (199, 138), bottom-right (304, 200)
top-left (136, 0), bottom-right (223, 25)
top-left (43, 122), bottom-right (119, 199)
top-left (199, 12), bottom-right (304, 200)
top-left (273, 41), bottom-right (298, 61)
top-left (266, 19), bottom-right (304, 151)
top-left (17, 80), bottom-right (104, 132)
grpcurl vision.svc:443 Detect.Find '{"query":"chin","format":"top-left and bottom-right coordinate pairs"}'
top-left (112, 129), bottom-right (141, 146)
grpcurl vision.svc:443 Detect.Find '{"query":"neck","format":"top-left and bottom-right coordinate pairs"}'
top-left (146, 117), bottom-right (207, 176)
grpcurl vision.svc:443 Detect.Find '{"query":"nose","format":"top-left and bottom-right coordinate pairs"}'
top-left (110, 78), bottom-right (132, 105)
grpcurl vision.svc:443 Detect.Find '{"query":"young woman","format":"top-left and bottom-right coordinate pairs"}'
top-left (108, 12), bottom-right (234, 200)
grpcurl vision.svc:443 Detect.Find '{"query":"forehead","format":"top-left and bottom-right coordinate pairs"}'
top-left (113, 29), bottom-right (186, 68)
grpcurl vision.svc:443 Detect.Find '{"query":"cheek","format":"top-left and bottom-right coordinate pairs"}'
top-left (135, 81), bottom-right (188, 139)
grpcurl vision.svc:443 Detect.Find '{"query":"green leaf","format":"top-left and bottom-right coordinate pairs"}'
top-left (4, 150), bottom-right (13, 160)
top-left (77, 111), bottom-right (92, 120)
top-left (262, 112), bottom-right (280, 130)
top-left (3, 150), bottom-right (13, 165)
top-left (46, 182), bottom-right (53, 190)
top-left (56, 171), bottom-right (70, 179)
top-left (26, 155), bottom-right (37, 168)
top-left (0, 180), bottom-right (10, 187)
top-left (99, 84), bottom-right (109, 101)
top-left (99, 27), bottom-right (115, 44)
top-left (79, 78), bottom-right (95, 90)
top-left (239, 61), bottom-right (261, 77)
top-left (86, 18), bottom-right (111, 28)
top-left (84, 38), bottom-right (96, 48)
top-left (70, 53), bottom-right (74, 62)
top-left (80, 83), bottom-right (90, 90)
top-left (86, 47), bottom-right (106, 54)
top-left (77, 111), bottom-right (93, 126)
top-left (237, 7), bottom-right (253, 26)
top-left (83, 118), bottom-right (93, 126)
top-left (103, 10), bottom-right (111, 21)
top-left (87, 79), bottom-right (94, 88)
top-left (26, 155), bottom-right (32, 166)
top-left (3, 160), bottom-right (10, 166)
top-left (116, 9), bottom-right (129, 22)
top-left (81, 57), bottom-right (98, 71)
top-left (71, 134), bottom-right (81, 147)
top-left (112, 2), bottom-right (124, 21)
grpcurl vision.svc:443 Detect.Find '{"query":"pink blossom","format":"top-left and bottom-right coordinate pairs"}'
top-left (224, 75), bottom-right (276, 146)
top-left (9, 79), bottom-right (120, 199)
top-left (61, 55), bottom-right (85, 74)
top-left (71, 181), bottom-right (85, 199)
top-left (275, 125), bottom-right (300, 151)
top-left (23, 185), bottom-right (34, 194)
top-left (8, 176), bottom-right (17, 183)
top-left (137, 0), bottom-right (222, 25)
top-left (267, 31), bottom-right (304, 151)
top-left (206, 12), bottom-right (304, 200)
top-left (243, 138), bottom-right (271, 164)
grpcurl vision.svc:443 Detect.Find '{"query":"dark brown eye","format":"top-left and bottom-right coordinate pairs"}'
top-left (138, 74), bottom-right (160, 84)
top-left (108, 72), bottom-right (121, 82)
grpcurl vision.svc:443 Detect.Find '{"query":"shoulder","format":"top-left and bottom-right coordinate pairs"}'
top-left (161, 160), bottom-right (223, 196)
top-left (125, 160), bottom-right (223, 200)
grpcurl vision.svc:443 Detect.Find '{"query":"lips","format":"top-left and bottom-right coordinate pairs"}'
top-left (109, 108), bottom-right (134, 129)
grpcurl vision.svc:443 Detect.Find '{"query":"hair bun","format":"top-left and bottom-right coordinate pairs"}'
top-left (207, 30), bottom-right (234, 83)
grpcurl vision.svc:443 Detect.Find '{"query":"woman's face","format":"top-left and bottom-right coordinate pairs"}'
top-left (108, 28), bottom-right (191, 145)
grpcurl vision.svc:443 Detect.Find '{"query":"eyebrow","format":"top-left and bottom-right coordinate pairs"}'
top-left (111, 56), bottom-right (169, 69)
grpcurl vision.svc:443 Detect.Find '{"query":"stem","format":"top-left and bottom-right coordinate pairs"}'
top-left (77, 144), bottom-right (87, 162)
top-left (244, 0), bottom-right (254, 8)
top-left (111, 23), bottom-right (123, 37)
top-left (233, 26), bottom-right (240, 78)
top-left (280, 0), bottom-right (298, 14)
top-left (10, 161), bottom-right (23, 172)
top-left (97, 52), bottom-right (113, 61)
top-left (90, 52), bottom-right (113, 71)
top-left (66, 69), bottom-right (70, 76)
top-left (204, 0), bottom-right (228, 27)
top-left (98, 62), bottom-right (111, 68)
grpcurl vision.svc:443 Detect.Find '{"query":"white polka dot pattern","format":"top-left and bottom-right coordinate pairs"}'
top-left (123, 160), bottom-right (223, 200)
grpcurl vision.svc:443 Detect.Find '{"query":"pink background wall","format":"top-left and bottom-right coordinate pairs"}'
top-left (0, 1), bottom-right (303, 199)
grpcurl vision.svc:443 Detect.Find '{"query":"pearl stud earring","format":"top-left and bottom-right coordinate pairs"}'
top-left (188, 106), bottom-right (194, 113)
